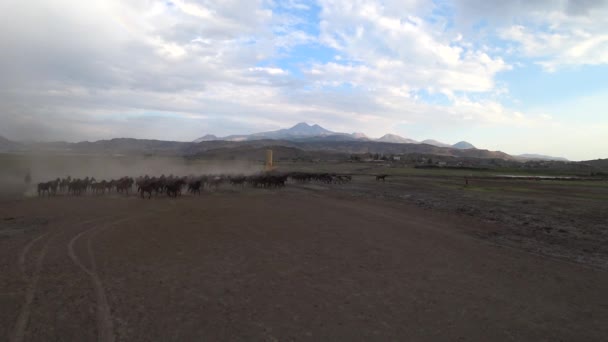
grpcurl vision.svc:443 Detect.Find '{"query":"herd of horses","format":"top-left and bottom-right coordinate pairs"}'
top-left (37, 177), bottom-right (133, 197)
top-left (36, 172), bottom-right (356, 199)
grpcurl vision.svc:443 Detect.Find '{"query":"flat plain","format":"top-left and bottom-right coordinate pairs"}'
top-left (1, 156), bottom-right (608, 341)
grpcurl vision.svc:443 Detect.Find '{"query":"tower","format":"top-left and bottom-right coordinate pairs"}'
top-left (265, 149), bottom-right (273, 171)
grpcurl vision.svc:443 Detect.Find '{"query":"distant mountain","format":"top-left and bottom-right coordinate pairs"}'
top-left (192, 123), bottom-right (482, 152)
top-left (184, 139), bottom-right (514, 160)
top-left (421, 139), bottom-right (451, 148)
top-left (70, 138), bottom-right (187, 155)
top-left (291, 134), bottom-right (361, 142)
top-left (0, 136), bottom-right (22, 151)
top-left (582, 159), bottom-right (608, 172)
top-left (194, 122), bottom-right (337, 142)
top-left (517, 154), bottom-right (569, 162)
top-left (351, 132), bottom-right (369, 140)
top-left (193, 134), bottom-right (219, 143)
top-left (248, 122), bottom-right (335, 140)
top-left (4, 123), bottom-right (515, 160)
top-left (452, 141), bottom-right (476, 150)
top-left (0, 134), bottom-right (514, 161)
top-left (376, 134), bottom-right (418, 144)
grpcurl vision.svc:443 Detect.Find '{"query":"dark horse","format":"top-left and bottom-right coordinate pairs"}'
top-left (375, 174), bottom-right (388, 182)
top-left (38, 182), bottom-right (53, 196)
top-left (187, 180), bottom-right (202, 195)
top-left (166, 179), bottom-right (186, 198)
top-left (37, 182), bottom-right (51, 196)
top-left (139, 182), bottom-right (157, 199)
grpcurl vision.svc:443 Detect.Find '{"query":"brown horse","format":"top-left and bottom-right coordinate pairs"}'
top-left (138, 180), bottom-right (159, 199)
top-left (375, 174), bottom-right (388, 182)
top-left (37, 182), bottom-right (51, 197)
top-left (92, 181), bottom-right (107, 194)
top-left (50, 179), bottom-right (59, 195)
top-left (187, 180), bottom-right (202, 195)
top-left (116, 177), bottom-right (134, 195)
top-left (165, 179), bottom-right (186, 197)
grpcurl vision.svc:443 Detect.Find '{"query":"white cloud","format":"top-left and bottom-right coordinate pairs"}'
top-left (0, 0), bottom-right (540, 140)
top-left (500, 24), bottom-right (608, 71)
top-left (0, 0), bottom-right (606, 160)
top-left (171, 0), bottom-right (215, 19)
top-left (280, 0), bottom-right (311, 11)
top-left (314, 0), bottom-right (510, 93)
top-left (248, 67), bottom-right (289, 75)
top-left (456, 0), bottom-right (608, 70)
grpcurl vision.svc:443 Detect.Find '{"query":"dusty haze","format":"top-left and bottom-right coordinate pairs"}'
top-left (0, 153), bottom-right (263, 197)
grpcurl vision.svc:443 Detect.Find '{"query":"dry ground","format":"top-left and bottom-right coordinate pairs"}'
top-left (1, 187), bottom-right (608, 341)
top-left (312, 175), bottom-right (608, 269)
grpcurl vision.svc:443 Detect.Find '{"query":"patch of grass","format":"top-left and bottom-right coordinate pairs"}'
top-left (543, 180), bottom-right (608, 188)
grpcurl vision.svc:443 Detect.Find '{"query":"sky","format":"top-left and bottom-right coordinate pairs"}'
top-left (0, 0), bottom-right (607, 161)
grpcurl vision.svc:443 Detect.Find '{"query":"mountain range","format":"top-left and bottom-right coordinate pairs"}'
top-left (515, 154), bottom-right (569, 162)
top-left (0, 122), bottom-right (574, 163)
top-left (0, 135), bottom-right (24, 152)
top-left (194, 122), bottom-right (476, 150)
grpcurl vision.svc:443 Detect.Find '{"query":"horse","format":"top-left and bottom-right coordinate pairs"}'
top-left (187, 180), bottom-right (202, 195)
top-left (229, 175), bottom-right (247, 188)
top-left (37, 182), bottom-right (51, 197)
top-left (335, 175), bottom-right (352, 184)
top-left (138, 181), bottom-right (157, 199)
top-left (208, 176), bottom-right (224, 190)
top-left (116, 177), bottom-right (134, 195)
top-left (166, 179), bottom-right (186, 197)
top-left (68, 179), bottom-right (87, 195)
top-left (59, 177), bottom-right (71, 193)
top-left (49, 179), bottom-right (60, 195)
top-left (375, 174), bottom-right (388, 182)
top-left (92, 181), bottom-right (106, 195)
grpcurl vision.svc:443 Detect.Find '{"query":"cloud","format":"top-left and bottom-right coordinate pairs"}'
top-left (455, 0), bottom-right (608, 70)
top-left (501, 25), bottom-right (608, 71)
top-left (0, 0), bottom-right (606, 160)
top-left (314, 0), bottom-right (510, 92)
top-left (0, 0), bottom-right (302, 139)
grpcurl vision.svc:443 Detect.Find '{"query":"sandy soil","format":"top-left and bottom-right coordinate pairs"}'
top-left (1, 188), bottom-right (608, 341)
top-left (307, 175), bottom-right (608, 269)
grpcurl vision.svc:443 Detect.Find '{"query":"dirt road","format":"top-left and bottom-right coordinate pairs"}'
top-left (1, 190), bottom-right (607, 341)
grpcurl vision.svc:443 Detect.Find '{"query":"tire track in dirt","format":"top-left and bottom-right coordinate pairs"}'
top-left (11, 233), bottom-right (50, 342)
top-left (68, 217), bottom-right (133, 342)
top-left (18, 233), bottom-right (48, 276)
top-left (11, 216), bottom-right (116, 342)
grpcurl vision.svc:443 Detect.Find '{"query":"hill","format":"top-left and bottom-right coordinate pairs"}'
top-left (0, 136), bottom-right (22, 152)
top-left (582, 159), bottom-right (608, 172)
top-left (452, 141), bottom-right (476, 150)
top-left (193, 134), bottom-right (218, 143)
top-left (376, 134), bottom-right (418, 144)
top-left (187, 139), bottom-right (513, 160)
top-left (517, 154), bottom-right (569, 162)
top-left (193, 123), bottom-right (475, 148)
top-left (194, 122), bottom-right (337, 142)
top-left (0, 134), bottom-right (512, 161)
top-left (421, 139), bottom-right (451, 148)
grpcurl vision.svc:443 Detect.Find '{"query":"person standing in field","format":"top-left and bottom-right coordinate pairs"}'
top-left (23, 169), bottom-right (32, 196)
top-left (24, 170), bottom-right (31, 185)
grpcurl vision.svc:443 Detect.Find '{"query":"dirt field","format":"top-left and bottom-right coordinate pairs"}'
top-left (318, 174), bottom-right (608, 270)
top-left (2, 186), bottom-right (608, 341)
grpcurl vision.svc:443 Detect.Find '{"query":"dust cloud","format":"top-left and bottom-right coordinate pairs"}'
top-left (0, 152), bottom-right (263, 197)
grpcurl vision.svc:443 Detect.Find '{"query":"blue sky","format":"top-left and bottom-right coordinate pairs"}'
top-left (0, 0), bottom-right (607, 160)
